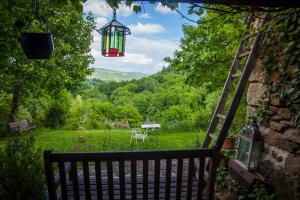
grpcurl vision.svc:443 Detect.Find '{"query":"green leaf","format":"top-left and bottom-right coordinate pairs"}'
top-left (133, 5), bottom-right (141, 13)
top-left (188, 8), bottom-right (194, 15)
top-left (125, 0), bottom-right (132, 7)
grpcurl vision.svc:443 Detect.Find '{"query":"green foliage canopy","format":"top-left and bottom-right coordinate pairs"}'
top-left (0, 0), bottom-right (94, 122)
top-left (166, 8), bottom-right (247, 88)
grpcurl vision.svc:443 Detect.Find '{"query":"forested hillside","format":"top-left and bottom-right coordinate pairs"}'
top-left (89, 68), bottom-right (148, 82)
top-left (0, 65), bottom-right (247, 136)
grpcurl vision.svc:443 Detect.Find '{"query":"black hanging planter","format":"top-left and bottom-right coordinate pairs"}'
top-left (20, 32), bottom-right (54, 59)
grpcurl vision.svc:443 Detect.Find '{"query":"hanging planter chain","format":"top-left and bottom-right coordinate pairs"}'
top-left (19, 0), bottom-right (54, 59)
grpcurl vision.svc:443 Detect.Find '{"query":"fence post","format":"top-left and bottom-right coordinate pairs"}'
top-left (207, 146), bottom-right (221, 200)
top-left (44, 150), bottom-right (56, 200)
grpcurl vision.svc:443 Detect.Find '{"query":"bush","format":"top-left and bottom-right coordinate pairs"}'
top-left (161, 120), bottom-right (195, 132)
top-left (45, 91), bottom-right (71, 128)
top-left (159, 105), bottom-right (193, 122)
top-left (115, 105), bottom-right (142, 128)
top-left (45, 104), bottom-right (67, 128)
top-left (0, 135), bottom-right (45, 200)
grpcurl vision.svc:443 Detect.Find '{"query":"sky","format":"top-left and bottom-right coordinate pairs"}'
top-left (83, 0), bottom-right (197, 74)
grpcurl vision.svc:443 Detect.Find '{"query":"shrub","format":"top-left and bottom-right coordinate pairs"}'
top-left (115, 105), bottom-right (142, 128)
top-left (161, 120), bottom-right (195, 132)
top-left (45, 91), bottom-right (71, 128)
top-left (0, 135), bottom-right (45, 200)
top-left (159, 105), bottom-right (193, 122)
top-left (45, 104), bottom-right (67, 128)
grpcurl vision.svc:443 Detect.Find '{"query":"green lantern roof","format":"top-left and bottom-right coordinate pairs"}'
top-left (100, 19), bottom-right (131, 35)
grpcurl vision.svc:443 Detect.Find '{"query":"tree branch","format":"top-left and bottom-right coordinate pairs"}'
top-left (164, 2), bottom-right (199, 24)
top-left (190, 3), bottom-right (244, 14)
top-left (173, 7), bottom-right (199, 24)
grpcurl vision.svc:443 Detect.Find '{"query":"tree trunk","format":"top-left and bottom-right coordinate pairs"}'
top-left (9, 84), bottom-right (22, 122)
top-left (9, 70), bottom-right (22, 122)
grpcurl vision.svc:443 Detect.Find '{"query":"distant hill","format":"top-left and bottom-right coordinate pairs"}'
top-left (89, 68), bottom-right (149, 82)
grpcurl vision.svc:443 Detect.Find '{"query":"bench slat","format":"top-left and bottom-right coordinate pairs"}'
top-left (8, 119), bottom-right (36, 133)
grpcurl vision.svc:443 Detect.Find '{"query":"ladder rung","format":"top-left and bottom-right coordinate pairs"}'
top-left (239, 51), bottom-right (250, 58)
top-left (231, 73), bottom-right (243, 78)
top-left (209, 133), bottom-right (218, 141)
top-left (216, 114), bottom-right (226, 119)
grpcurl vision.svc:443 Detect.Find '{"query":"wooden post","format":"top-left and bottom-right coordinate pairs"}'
top-left (44, 151), bottom-right (57, 200)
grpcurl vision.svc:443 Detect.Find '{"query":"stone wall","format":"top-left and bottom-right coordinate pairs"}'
top-left (246, 56), bottom-right (300, 199)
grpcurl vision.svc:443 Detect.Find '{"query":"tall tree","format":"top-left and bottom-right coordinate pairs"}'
top-left (165, 7), bottom-right (247, 89)
top-left (0, 0), bottom-right (94, 122)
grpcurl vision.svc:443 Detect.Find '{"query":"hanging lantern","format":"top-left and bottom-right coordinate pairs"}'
top-left (98, 8), bottom-right (130, 57)
top-left (236, 125), bottom-right (263, 171)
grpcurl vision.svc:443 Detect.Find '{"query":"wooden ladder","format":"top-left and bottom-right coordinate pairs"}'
top-left (202, 14), bottom-right (268, 151)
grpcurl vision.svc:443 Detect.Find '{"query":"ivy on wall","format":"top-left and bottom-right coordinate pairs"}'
top-left (260, 9), bottom-right (300, 127)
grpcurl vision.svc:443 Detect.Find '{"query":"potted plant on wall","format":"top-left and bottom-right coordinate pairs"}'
top-left (222, 132), bottom-right (237, 149)
top-left (19, 0), bottom-right (54, 59)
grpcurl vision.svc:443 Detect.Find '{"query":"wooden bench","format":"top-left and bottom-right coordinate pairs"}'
top-left (44, 148), bottom-right (219, 200)
top-left (8, 119), bottom-right (36, 133)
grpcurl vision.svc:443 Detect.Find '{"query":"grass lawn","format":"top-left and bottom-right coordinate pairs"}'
top-left (1, 129), bottom-right (206, 152)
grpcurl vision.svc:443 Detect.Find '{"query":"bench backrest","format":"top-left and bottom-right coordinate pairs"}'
top-left (8, 120), bottom-right (29, 133)
top-left (44, 149), bottom-right (219, 200)
top-left (19, 120), bottom-right (29, 129)
top-left (8, 122), bottom-right (20, 132)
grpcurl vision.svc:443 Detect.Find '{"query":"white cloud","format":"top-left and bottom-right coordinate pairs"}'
top-left (83, 0), bottom-right (133, 17)
top-left (128, 22), bottom-right (165, 35)
top-left (92, 30), bottom-right (101, 42)
top-left (91, 48), bottom-right (99, 58)
top-left (139, 13), bottom-right (151, 19)
top-left (83, 0), bottom-right (111, 17)
top-left (95, 17), bottom-right (108, 26)
top-left (117, 4), bottom-right (134, 17)
top-left (154, 3), bottom-right (174, 14)
top-left (121, 52), bottom-right (153, 65)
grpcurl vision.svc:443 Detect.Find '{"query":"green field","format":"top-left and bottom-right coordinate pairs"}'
top-left (1, 129), bottom-right (206, 152)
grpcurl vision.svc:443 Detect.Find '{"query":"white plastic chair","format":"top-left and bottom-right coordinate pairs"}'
top-left (130, 129), bottom-right (148, 143)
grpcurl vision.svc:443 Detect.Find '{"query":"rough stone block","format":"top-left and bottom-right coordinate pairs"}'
top-left (270, 115), bottom-right (282, 121)
top-left (285, 128), bottom-right (300, 144)
top-left (285, 154), bottom-right (300, 173)
top-left (249, 59), bottom-right (265, 83)
top-left (270, 97), bottom-right (281, 106)
top-left (246, 105), bottom-right (256, 117)
top-left (269, 106), bottom-right (279, 113)
top-left (287, 64), bottom-right (296, 78)
top-left (278, 108), bottom-right (292, 120)
top-left (271, 70), bottom-right (280, 82)
top-left (269, 121), bottom-right (289, 132)
top-left (280, 120), bottom-right (296, 128)
top-left (263, 129), bottom-right (294, 152)
top-left (259, 125), bottom-right (267, 134)
top-left (247, 83), bottom-right (266, 106)
top-left (261, 144), bottom-right (289, 169)
top-left (289, 142), bottom-right (300, 152)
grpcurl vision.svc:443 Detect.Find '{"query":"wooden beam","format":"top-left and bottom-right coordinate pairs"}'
top-left (129, 0), bottom-right (300, 8)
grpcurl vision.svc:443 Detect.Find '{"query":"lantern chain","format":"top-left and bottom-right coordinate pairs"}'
top-left (113, 8), bottom-right (117, 20)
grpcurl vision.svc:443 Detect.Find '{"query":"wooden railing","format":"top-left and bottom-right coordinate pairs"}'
top-left (44, 149), bottom-right (219, 200)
